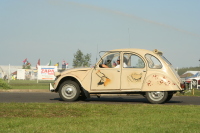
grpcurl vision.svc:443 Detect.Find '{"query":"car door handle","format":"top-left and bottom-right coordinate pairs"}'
top-left (117, 70), bottom-right (120, 72)
top-left (143, 70), bottom-right (146, 72)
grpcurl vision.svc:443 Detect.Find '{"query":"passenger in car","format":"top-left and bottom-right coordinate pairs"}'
top-left (114, 59), bottom-right (127, 68)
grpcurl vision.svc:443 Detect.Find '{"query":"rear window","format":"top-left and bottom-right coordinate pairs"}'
top-left (145, 54), bottom-right (162, 69)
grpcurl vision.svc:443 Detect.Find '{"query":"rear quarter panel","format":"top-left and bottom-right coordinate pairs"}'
top-left (142, 64), bottom-right (181, 91)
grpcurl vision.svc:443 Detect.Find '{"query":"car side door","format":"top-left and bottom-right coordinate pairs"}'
top-left (121, 52), bottom-right (147, 90)
top-left (91, 52), bottom-right (121, 91)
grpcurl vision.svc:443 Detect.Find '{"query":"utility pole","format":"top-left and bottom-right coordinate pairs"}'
top-left (8, 64), bottom-right (10, 83)
top-left (0, 66), bottom-right (5, 78)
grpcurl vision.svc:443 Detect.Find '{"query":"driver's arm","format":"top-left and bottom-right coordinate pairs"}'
top-left (101, 64), bottom-right (109, 68)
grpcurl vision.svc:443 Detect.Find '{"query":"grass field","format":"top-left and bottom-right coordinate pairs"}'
top-left (0, 103), bottom-right (200, 133)
top-left (1, 80), bottom-right (53, 89)
top-left (1, 80), bottom-right (200, 132)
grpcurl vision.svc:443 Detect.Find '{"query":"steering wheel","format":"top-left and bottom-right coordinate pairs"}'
top-left (106, 60), bottom-right (111, 65)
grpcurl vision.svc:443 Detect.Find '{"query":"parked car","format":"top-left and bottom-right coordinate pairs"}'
top-left (185, 77), bottom-right (200, 89)
top-left (50, 48), bottom-right (185, 104)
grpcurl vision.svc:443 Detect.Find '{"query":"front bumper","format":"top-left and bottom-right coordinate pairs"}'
top-left (49, 83), bottom-right (55, 92)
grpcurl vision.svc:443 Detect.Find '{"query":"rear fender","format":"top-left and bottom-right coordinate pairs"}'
top-left (142, 73), bottom-right (181, 91)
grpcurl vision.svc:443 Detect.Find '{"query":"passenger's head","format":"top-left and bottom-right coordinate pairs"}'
top-left (117, 56), bottom-right (127, 64)
top-left (117, 57), bottom-right (120, 64)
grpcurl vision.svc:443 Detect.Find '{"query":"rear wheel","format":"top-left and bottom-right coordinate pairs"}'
top-left (59, 80), bottom-right (80, 102)
top-left (146, 91), bottom-right (168, 104)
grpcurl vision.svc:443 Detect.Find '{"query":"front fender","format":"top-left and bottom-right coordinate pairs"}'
top-left (54, 74), bottom-right (82, 90)
top-left (142, 73), bottom-right (181, 91)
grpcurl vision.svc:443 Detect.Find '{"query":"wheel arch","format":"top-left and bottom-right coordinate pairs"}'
top-left (55, 76), bottom-right (80, 91)
top-left (55, 76), bottom-right (89, 98)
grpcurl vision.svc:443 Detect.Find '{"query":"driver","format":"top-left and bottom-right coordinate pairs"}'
top-left (101, 57), bottom-right (127, 68)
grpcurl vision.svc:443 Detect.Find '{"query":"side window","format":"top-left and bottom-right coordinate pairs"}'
top-left (124, 53), bottom-right (145, 68)
top-left (145, 54), bottom-right (162, 69)
top-left (100, 52), bottom-right (120, 68)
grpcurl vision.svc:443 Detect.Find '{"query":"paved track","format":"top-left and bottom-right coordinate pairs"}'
top-left (0, 92), bottom-right (200, 105)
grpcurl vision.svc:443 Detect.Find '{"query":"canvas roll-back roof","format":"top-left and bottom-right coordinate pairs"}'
top-left (107, 48), bottom-right (163, 56)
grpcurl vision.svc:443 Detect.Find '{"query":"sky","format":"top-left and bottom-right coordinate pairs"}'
top-left (0, 0), bottom-right (200, 68)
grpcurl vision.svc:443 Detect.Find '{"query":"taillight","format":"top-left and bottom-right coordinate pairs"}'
top-left (180, 83), bottom-right (185, 89)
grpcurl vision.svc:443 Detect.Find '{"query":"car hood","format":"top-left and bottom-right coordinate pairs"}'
top-left (63, 67), bottom-right (91, 73)
top-left (55, 67), bottom-right (92, 77)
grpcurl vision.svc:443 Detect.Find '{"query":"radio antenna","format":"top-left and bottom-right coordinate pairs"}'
top-left (96, 44), bottom-right (98, 63)
top-left (128, 28), bottom-right (131, 48)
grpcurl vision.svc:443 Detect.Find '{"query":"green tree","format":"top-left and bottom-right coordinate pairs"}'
top-left (83, 53), bottom-right (91, 67)
top-left (73, 49), bottom-right (91, 68)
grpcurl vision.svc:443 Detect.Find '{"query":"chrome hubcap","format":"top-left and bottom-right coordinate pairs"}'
top-left (65, 88), bottom-right (73, 94)
top-left (62, 84), bottom-right (77, 99)
top-left (149, 91), bottom-right (164, 101)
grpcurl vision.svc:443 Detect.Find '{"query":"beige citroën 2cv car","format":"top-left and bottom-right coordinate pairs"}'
top-left (50, 48), bottom-right (185, 104)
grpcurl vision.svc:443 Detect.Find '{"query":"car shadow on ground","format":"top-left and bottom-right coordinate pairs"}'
top-left (50, 96), bottom-right (183, 104)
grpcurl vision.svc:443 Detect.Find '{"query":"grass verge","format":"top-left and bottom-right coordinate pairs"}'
top-left (0, 80), bottom-right (53, 89)
top-left (0, 103), bottom-right (200, 133)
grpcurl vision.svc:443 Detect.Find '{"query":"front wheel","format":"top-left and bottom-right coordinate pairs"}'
top-left (59, 81), bottom-right (80, 102)
top-left (146, 91), bottom-right (168, 104)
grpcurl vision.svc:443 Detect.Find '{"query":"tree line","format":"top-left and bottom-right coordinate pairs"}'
top-left (177, 67), bottom-right (200, 76)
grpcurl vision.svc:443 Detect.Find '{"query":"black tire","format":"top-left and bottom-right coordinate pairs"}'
top-left (59, 80), bottom-right (80, 102)
top-left (165, 94), bottom-right (173, 102)
top-left (146, 91), bottom-right (168, 104)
